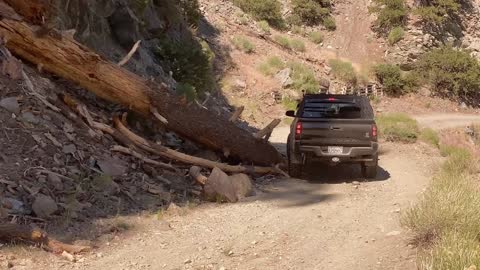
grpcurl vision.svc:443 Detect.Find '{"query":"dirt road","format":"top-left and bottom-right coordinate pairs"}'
top-left (415, 113), bottom-right (480, 130)
top-left (48, 122), bottom-right (450, 270)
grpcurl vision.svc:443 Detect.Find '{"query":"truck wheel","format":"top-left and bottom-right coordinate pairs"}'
top-left (361, 160), bottom-right (378, 179)
top-left (288, 162), bottom-right (303, 178)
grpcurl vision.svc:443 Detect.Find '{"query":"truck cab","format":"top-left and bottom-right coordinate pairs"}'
top-left (286, 94), bottom-right (378, 179)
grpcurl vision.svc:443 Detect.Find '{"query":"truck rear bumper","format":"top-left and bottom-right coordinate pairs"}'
top-left (298, 143), bottom-right (379, 164)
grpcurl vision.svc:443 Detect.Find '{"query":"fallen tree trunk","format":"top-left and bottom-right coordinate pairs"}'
top-left (0, 16), bottom-right (283, 166)
top-left (254, 119), bottom-right (281, 140)
top-left (0, 224), bottom-right (91, 254)
top-left (113, 116), bottom-right (283, 175)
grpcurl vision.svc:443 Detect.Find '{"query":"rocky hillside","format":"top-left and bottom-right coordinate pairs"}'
top-left (386, 0), bottom-right (480, 68)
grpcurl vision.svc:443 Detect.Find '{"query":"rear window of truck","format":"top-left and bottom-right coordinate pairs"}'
top-left (301, 101), bottom-right (362, 119)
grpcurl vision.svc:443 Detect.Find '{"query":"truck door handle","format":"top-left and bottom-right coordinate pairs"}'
top-left (330, 127), bottom-right (342, 130)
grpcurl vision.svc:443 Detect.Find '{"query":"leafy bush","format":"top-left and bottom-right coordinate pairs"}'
top-left (178, 0), bottom-right (202, 26)
top-left (258, 20), bottom-right (271, 34)
top-left (232, 35), bottom-right (255, 53)
top-left (374, 63), bottom-right (420, 95)
top-left (420, 128), bottom-right (440, 148)
top-left (414, 0), bottom-right (461, 23)
top-left (388, 26), bottom-right (404, 45)
top-left (290, 0), bottom-right (331, 25)
top-left (309, 31), bottom-right (324, 44)
top-left (233, 0), bottom-right (284, 27)
top-left (290, 38), bottom-right (306, 52)
top-left (415, 46), bottom-right (480, 99)
top-left (176, 83), bottom-right (198, 102)
top-left (376, 113), bottom-right (419, 143)
top-left (322, 16), bottom-right (337, 31)
top-left (273, 35), bottom-right (292, 49)
top-left (369, 0), bottom-right (408, 32)
top-left (282, 97), bottom-right (299, 110)
top-left (291, 25), bottom-right (307, 36)
top-left (287, 61), bottom-right (320, 94)
top-left (257, 56), bottom-right (285, 76)
top-left (329, 59), bottom-right (357, 85)
top-left (155, 37), bottom-right (214, 95)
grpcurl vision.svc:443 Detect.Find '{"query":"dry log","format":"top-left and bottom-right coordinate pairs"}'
top-left (254, 119), bottom-right (281, 140)
top-left (3, 0), bottom-right (47, 24)
top-left (229, 106), bottom-right (244, 122)
top-left (0, 223), bottom-right (91, 254)
top-left (113, 116), bottom-right (282, 174)
top-left (112, 145), bottom-right (177, 171)
top-left (0, 16), bottom-right (283, 166)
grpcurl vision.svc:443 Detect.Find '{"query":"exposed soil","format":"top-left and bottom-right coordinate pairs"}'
top-left (17, 124), bottom-right (451, 270)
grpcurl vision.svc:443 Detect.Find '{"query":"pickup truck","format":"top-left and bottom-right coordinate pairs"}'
top-left (285, 94), bottom-right (379, 179)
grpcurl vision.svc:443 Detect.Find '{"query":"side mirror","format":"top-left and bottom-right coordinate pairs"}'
top-left (285, 110), bottom-right (296, 117)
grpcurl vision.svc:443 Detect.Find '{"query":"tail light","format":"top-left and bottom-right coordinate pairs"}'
top-left (295, 122), bottom-right (303, 139)
top-left (372, 124), bottom-right (377, 138)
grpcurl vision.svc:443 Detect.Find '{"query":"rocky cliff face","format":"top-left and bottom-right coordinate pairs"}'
top-left (386, 0), bottom-right (480, 69)
top-left (51, 0), bottom-right (194, 87)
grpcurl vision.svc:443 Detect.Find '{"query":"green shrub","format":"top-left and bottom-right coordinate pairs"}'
top-left (414, 0), bottom-right (461, 23)
top-left (176, 83), bottom-right (198, 102)
top-left (388, 26), bottom-right (404, 45)
top-left (374, 63), bottom-right (404, 95)
top-left (322, 16), bottom-right (337, 31)
top-left (233, 0), bottom-right (284, 27)
top-left (178, 0), bottom-right (202, 26)
top-left (415, 46), bottom-right (480, 99)
top-left (291, 25), bottom-right (306, 36)
top-left (257, 56), bottom-right (285, 76)
top-left (420, 128), bottom-right (440, 148)
top-left (290, 0), bottom-right (333, 27)
top-left (232, 35), bottom-right (255, 53)
top-left (369, 0), bottom-right (408, 32)
top-left (374, 63), bottom-right (420, 95)
top-left (273, 35), bottom-right (292, 49)
top-left (258, 20), bottom-right (271, 34)
top-left (290, 38), bottom-right (306, 52)
top-left (376, 113), bottom-right (419, 143)
top-left (238, 15), bottom-right (249, 25)
top-left (309, 31), bottom-right (324, 44)
top-left (155, 37), bottom-right (214, 95)
top-left (329, 59), bottom-right (357, 85)
top-left (287, 61), bottom-right (320, 94)
top-left (282, 97), bottom-right (299, 110)
top-left (267, 56), bottom-right (285, 69)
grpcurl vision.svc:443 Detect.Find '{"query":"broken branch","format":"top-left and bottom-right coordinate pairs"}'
top-left (254, 119), bottom-right (281, 140)
top-left (0, 223), bottom-right (91, 254)
top-left (118, 40), bottom-right (141, 67)
top-left (229, 106), bottom-right (244, 122)
top-left (111, 145), bottom-right (177, 172)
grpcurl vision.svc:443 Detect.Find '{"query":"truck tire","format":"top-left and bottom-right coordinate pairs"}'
top-left (287, 135), bottom-right (303, 178)
top-left (288, 162), bottom-right (303, 178)
top-left (361, 157), bottom-right (378, 179)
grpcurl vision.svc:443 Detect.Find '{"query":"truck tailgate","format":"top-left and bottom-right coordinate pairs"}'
top-left (299, 118), bottom-right (375, 147)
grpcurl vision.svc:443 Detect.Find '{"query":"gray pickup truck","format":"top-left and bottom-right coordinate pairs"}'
top-left (285, 94), bottom-right (379, 179)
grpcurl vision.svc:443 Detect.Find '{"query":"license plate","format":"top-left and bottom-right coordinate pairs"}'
top-left (328, 146), bottom-right (343, 155)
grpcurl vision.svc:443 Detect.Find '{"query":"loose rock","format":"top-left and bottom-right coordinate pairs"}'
top-left (32, 194), bottom-right (58, 218)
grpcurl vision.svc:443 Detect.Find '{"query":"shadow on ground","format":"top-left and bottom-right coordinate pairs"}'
top-left (252, 179), bottom-right (338, 208)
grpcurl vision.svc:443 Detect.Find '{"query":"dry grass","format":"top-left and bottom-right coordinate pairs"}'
top-left (419, 128), bottom-right (440, 148)
top-left (376, 113), bottom-right (419, 143)
top-left (403, 145), bottom-right (480, 269)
